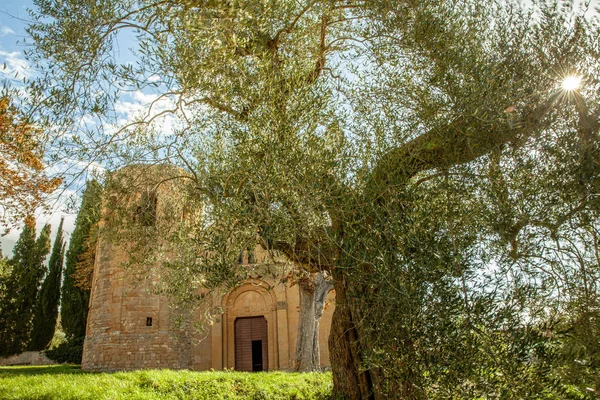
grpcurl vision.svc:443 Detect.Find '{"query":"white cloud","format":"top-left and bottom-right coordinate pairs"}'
top-left (46, 159), bottom-right (107, 182)
top-left (132, 90), bottom-right (161, 105)
top-left (110, 90), bottom-right (184, 137)
top-left (0, 50), bottom-right (33, 79)
top-left (0, 26), bottom-right (15, 37)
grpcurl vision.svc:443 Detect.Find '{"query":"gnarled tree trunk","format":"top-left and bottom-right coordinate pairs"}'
top-left (329, 273), bottom-right (376, 400)
top-left (326, 94), bottom-right (560, 399)
top-left (294, 271), bottom-right (333, 372)
top-left (328, 272), bottom-right (417, 400)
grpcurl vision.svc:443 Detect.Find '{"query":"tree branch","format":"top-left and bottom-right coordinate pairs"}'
top-left (368, 93), bottom-right (560, 200)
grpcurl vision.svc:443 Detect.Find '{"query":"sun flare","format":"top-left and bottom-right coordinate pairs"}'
top-left (562, 75), bottom-right (581, 91)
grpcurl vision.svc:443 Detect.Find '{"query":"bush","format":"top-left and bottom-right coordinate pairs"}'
top-left (48, 328), bottom-right (66, 350)
top-left (45, 337), bottom-right (83, 364)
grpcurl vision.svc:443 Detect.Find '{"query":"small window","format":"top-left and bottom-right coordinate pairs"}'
top-left (247, 248), bottom-right (255, 264)
top-left (136, 191), bottom-right (157, 226)
top-left (182, 204), bottom-right (190, 221)
top-left (146, 317), bottom-right (153, 327)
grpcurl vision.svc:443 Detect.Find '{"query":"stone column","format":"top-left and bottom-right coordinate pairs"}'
top-left (276, 301), bottom-right (290, 370)
top-left (211, 316), bottom-right (223, 370)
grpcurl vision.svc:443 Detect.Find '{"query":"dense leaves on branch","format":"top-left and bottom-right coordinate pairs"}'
top-left (0, 96), bottom-right (62, 233)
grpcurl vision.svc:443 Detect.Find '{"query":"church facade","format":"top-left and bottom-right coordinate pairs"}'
top-left (81, 166), bottom-right (335, 372)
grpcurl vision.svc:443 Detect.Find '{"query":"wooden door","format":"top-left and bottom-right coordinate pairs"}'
top-left (234, 316), bottom-right (268, 372)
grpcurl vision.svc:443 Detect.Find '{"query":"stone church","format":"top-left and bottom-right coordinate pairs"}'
top-left (81, 166), bottom-right (335, 372)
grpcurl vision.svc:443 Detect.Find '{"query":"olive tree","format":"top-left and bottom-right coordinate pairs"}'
top-left (26, 0), bottom-right (600, 398)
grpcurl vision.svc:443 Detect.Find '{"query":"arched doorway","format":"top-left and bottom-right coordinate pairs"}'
top-left (234, 316), bottom-right (268, 372)
top-left (221, 280), bottom-right (280, 370)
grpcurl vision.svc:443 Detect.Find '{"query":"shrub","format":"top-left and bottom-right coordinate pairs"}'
top-left (45, 337), bottom-right (83, 364)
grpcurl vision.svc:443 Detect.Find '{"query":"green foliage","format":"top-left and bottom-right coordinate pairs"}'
top-left (544, 298), bottom-right (600, 396)
top-left (0, 224), bottom-right (51, 357)
top-left (0, 365), bottom-right (332, 400)
top-left (29, 219), bottom-right (66, 351)
top-left (61, 180), bottom-right (103, 341)
top-left (0, 252), bottom-right (11, 296)
top-left (45, 336), bottom-right (84, 364)
top-left (24, 0), bottom-right (600, 397)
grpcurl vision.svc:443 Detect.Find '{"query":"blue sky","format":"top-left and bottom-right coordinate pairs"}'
top-left (0, 0), bottom-right (136, 255)
top-left (0, 0), bottom-right (34, 79)
top-left (0, 1), bottom-right (140, 255)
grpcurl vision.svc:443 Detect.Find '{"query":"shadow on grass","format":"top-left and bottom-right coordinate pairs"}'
top-left (0, 365), bottom-right (89, 376)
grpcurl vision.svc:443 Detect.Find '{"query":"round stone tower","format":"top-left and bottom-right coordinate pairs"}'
top-left (82, 164), bottom-right (197, 371)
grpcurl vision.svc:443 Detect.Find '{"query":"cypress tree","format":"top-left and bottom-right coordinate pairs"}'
top-left (61, 180), bottom-right (103, 340)
top-left (0, 249), bottom-right (9, 296)
top-left (0, 224), bottom-right (51, 356)
top-left (29, 219), bottom-right (66, 351)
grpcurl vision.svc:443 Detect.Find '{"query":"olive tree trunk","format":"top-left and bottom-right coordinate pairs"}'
top-left (294, 271), bottom-right (333, 372)
top-left (329, 274), bottom-right (376, 400)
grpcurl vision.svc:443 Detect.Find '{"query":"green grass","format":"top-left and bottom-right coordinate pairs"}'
top-left (0, 365), bottom-right (332, 400)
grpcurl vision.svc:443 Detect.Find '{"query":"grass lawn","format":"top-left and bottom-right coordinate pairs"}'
top-left (0, 365), bottom-right (332, 400)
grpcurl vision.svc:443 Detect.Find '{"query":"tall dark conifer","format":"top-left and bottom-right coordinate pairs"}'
top-left (61, 180), bottom-right (103, 340)
top-left (29, 219), bottom-right (66, 351)
top-left (0, 224), bottom-right (51, 356)
top-left (0, 249), bottom-right (9, 298)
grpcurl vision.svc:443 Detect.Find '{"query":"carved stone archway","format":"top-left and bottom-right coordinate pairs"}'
top-left (221, 280), bottom-right (279, 370)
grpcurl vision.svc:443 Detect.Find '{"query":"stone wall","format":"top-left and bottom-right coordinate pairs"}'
top-left (0, 351), bottom-right (55, 366)
top-left (82, 166), bottom-right (196, 371)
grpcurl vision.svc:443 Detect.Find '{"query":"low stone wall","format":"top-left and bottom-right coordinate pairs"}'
top-left (0, 351), bottom-right (55, 366)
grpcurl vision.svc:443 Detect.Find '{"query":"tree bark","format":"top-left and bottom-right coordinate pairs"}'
top-left (329, 269), bottom-right (425, 400)
top-left (329, 272), bottom-right (379, 400)
top-left (295, 271), bottom-right (333, 372)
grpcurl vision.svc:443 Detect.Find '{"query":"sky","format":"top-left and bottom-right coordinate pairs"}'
top-left (0, 1), bottom-right (124, 254)
top-left (0, 1), bottom-right (33, 78)
top-left (0, 0), bottom-right (183, 256)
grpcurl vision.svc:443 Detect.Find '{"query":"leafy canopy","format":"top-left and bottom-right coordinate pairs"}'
top-left (25, 0), bottom-right (600, 397)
